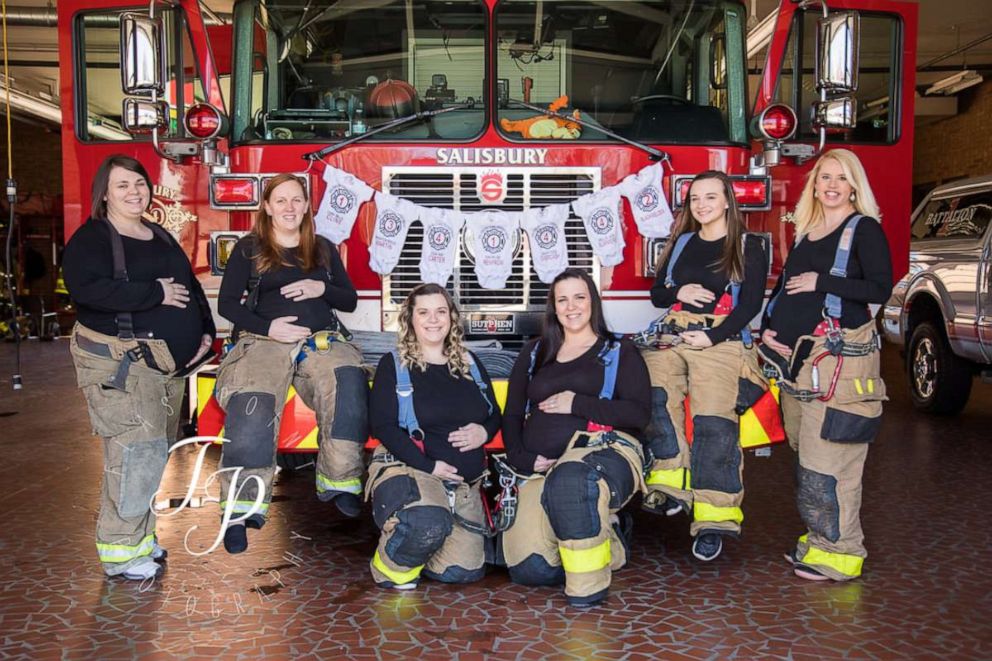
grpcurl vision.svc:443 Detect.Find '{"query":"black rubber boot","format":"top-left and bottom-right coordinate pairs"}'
top-left (223, 524), bottom-right (248, 554)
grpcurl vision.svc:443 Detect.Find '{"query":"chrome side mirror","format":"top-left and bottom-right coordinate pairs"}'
top-left (120, 13), bottom-right (166, 96)
top-left (813, 96), bottom-right (857, 131)
top-left (122, 98), bottom-right (169, 134)
top-left (816, 12), bottom-right (859, 95)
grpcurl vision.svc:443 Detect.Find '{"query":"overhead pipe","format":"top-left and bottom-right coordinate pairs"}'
top-left (0, 5), bottom-right (230, 27)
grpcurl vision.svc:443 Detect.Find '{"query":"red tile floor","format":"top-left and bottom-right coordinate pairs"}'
top-left (1, 342), bottom-right (990, 660)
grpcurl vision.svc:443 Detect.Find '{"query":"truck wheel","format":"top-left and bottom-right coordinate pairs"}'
top-left (907, 321), bottom-right (973, 415)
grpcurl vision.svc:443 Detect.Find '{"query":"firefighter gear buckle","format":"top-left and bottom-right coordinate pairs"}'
top-left (492, 454), bottom-right (529, 533)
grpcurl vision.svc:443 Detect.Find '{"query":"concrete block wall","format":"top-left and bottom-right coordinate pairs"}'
top-left (0, 117), bottom-right (63, 198)
top-left (913, 79), bottom-right (992, 189)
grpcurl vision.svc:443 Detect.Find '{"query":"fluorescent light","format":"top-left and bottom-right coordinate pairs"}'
top-left (926, 70), bottom-right (983, 96)
top-left (747, 11), bottom-right (779, 60)
top-left (0, 77), bottom-right (129, 139)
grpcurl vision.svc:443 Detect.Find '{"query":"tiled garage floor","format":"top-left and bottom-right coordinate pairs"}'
top-left (1, 342), bottom-right (990, 660)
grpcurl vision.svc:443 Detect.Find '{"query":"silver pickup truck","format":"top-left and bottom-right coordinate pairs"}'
top-left (882, 175), bottom-right (992, 414)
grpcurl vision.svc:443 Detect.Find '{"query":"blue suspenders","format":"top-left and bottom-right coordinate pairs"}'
top-left (664, 231), bottom-right (752, 345)
top-left (392, 350), bottom-right (493, 439)
top-left (525, 339), bottom-right (621, 414)
top-left (766, 214), bottom-right (864, 320)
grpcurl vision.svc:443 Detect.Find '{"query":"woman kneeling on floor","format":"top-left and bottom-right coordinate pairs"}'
top-left (500, 269), bottom-right (651, 608)
top-left (367, 283), bottom-right (501, 589)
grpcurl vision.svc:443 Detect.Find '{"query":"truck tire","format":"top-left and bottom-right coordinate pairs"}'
top-left (907, 321), bottom-right (973, 415)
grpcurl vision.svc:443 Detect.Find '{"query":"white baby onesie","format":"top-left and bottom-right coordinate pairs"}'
top-left (571, 188), bottom-right (626, 267)
top-left (522, 204), bottom-right (570, 283)
top-left (619, 163), bottom-right (674, 238)
top-left (464, 210), bottom-right (520, 289)
top-left (369, 192), bottom-right (419, 275)
top-left (418, 208), bottom-right (465, 286)
top-left (314, 167), bottom-right (374, 244)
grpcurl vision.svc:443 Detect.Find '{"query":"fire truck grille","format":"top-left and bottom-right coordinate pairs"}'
top-left (382, 167), bottom-right (600, 311)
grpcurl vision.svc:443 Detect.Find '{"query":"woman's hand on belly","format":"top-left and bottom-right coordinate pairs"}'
top-left (677, 283), bottom-right (716, 307)
top-left (761, 329), bottom-right (793, 357)
top-left (268, 315), bottom-right (310, 343)
top-left (785, 271), bottom-right (818, 295)
top-left (680, 330), bottom-right (713, 348)
top-left (186, 334), bottom-right (213, 367)
top-left (280, 278), bottom-right (326, 301)
top-left (432, 460), bottom-right (463, 482)
top-left (533, 454), bottom-right (556, 473)
top-left (538, 390), bottom-right (576, 415)
top-left (448, 423), bottom-right (488, 452)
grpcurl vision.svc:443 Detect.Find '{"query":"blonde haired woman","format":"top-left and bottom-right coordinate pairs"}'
top-left (367, 283), bottom-right (501, 589)
top-left (760, 149), bottom-right (892, 582)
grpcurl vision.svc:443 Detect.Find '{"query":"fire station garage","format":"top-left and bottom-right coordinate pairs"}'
top-left (1, 0), bottom-right (991, 658)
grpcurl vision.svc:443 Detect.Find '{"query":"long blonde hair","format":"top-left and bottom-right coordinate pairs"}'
top-left (397, 283), bottom-right (471, 377)
top-left (791, 149), bottom-right (881, 238)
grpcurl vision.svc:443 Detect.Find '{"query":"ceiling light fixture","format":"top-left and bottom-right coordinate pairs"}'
top-left (926, 69), bottom-right (983, 96)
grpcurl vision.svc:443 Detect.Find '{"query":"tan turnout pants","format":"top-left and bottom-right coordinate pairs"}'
top-left (779, 321), bottom-right (886, 581)
top-left (70, 324), bottom-right (183, 576)
top-left (640, 311), bottom-right (763, 537)
top-left (365, 448), bottom-right (487, 586)
top-left (502, 431), bottom-right (644, 605)
top-left (214, 333), bottom-right (368, 521)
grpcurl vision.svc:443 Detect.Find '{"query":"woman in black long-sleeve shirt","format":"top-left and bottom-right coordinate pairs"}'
top-left (639, 170), bottom-right (769, 563)
top-left (760, 149), bottom-right (892, 583)
top-left (367, 283), bottom-right (500, 589)
top-left (64, 155), bottom-right (215, 582)
top-left (213, 173), bottom-right (368, 554)
top-left (501, 269), bottom-right (651, 608)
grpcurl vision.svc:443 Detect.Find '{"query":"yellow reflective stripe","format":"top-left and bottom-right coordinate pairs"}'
top-left (693, 502), bottom-right (744, 525)
top-left (646, 467), bottom-right (686, 490)
top-left (867, 378), bottom-right (875, 394)
top-left (801, 546), bottom-right (864, 578)
top-left (314, 333), bottom-right (331, 351)
top-left (559, 539), bottom-right (611, 574)
top-left (316, 474), bottom-right (362, 494)
top-left (854, 379), bottom-right (864, 395)
top-left (799, 533), bottom-right (809, 543)
top-left (372, 550), bottom-right (423, 585)
top-left (96, 534), bottom-right (155, 563)
top-left (220, 500), bottom-right (270, 514)
top-left (685, 469), bottom-right (692, 491)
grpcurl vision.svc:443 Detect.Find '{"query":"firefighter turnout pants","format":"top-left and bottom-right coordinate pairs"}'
top-left (640, 313), bottom-right (764, 538)
top-left (214, 333), bottom-right (369, 522)
top-left (780, 321), bottom-right (886, 581)
top-left (70, 324), bottom-right (183, 576)
top-left (501, 431), bottom-right (645, 606)
top-left (366, 448), bottom-right (487, 587)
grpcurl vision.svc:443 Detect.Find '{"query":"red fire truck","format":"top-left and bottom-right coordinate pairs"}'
top-left (58, 0), bottom-right (917, 455)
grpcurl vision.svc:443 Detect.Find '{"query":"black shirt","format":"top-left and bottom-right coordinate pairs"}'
top-left (650, 233), bottom-right (768, 343)
top-left (218, 235), bottom-right (358, 336)
top-left (370, 352), bottom-right (501, 481)
top-left (763, 214), bottom-right (892, 347)
top-left (502, 338), bottom-right (651, 472)
top-left (63, 218), bottom-right (215, 367)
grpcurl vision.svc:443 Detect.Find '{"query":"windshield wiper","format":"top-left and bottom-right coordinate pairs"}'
top-left (506, 99), bottom-right (668, 163)
top-left (304, 102), bottom-right (476, 162)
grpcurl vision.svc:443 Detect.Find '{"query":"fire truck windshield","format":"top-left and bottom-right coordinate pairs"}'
top-left (495, 0), bottom-right (748, 145)
top-left (235, 0), bottom-right (487, 143)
